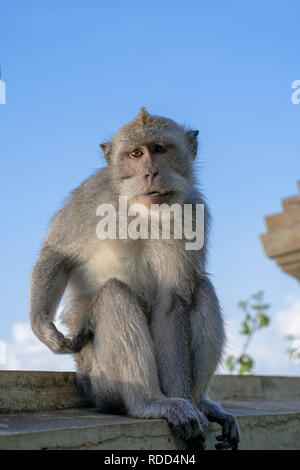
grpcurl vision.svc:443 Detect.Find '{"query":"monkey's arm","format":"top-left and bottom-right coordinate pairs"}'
top-left (30, 245), bottom-right (89, 354)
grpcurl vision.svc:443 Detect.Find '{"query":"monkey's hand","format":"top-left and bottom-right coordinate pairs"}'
top-left (31, 319), bottom-right (93, 354)
top-left (215, 413), bottom-right (240, 450)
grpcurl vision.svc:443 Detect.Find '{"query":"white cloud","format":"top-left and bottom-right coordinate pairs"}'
top-left (273, 296), bottom-right (300, 337)
top-left (1, 322), bottom-right (75, 372)
top-left (219, 295), bottom-right (300, 376)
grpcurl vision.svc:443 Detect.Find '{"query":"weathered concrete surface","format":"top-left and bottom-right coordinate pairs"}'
top-left (209, 375), bottom-right (300, 401)
top-left (1, 371), bottom-right (299, 413)
top-left (0, 401), bottom-right (300, 450)
top-left (0, 371), bottom-right (92, 413)
top-left (1, 371), bottom-right (299, 449)
top-left (261, 181), bottom-right (300, 280)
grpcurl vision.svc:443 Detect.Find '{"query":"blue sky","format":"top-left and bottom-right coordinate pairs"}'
top-left (0, 1), bottom-right (300, 373)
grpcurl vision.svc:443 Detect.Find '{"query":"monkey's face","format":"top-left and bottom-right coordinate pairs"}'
top-left (114, 140), bottom-right (193, 208)
top-left (101, 110), bottom-right (199, 209)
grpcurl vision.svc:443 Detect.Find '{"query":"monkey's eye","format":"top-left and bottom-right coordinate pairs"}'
top-left (153, 144), bottom-right (167, 154)
top-left (130, 149), bottom-right (143, 158)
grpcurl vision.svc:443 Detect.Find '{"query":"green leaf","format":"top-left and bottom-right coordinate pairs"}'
top-left (252, 305), bottom-right (263, 311)
top-left (238, 367), bottom-right (254, 375)
top-left (225, 356), bottom-right (236, 372)
top-left (257, 314), bottom-right (270, 328)
top-left (286, 334), bottom-right (295, 340)
top-left (251, 291), bottom-right (264, 302)
top-left (238, 301), bottom-right (247, 310)
top-left (241, 319), bottom-right (252, 335)
top-left (238, 354), bottom-right (254, 373)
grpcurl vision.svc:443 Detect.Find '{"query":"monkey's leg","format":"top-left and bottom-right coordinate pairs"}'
top-left (84, 278), bottom-right (208, 443)
top-left (150, 293), bottom-right (210, 448)
top-left (191, 277), bottom-right (240, 450)
top-left (151, 294), bottom-right (195, 399)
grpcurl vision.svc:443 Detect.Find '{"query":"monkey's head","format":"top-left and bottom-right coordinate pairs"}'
top-left (101, 108), bottom-right (199, 208)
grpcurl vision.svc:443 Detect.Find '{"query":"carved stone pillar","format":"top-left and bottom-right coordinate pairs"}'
top-left (260, 182), bottom-right (300, 281)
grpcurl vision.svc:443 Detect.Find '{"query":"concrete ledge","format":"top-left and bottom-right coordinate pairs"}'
top-left (1, 402), bottom-right (300, 450)
top-left (1, 371), bottom-right (299, 413)
top-left (1, 372), bottom-right (299, 449)
top-left (209, 374), bottom-right (300, 401)
top-left (0, 371), bottom-right (91, 413)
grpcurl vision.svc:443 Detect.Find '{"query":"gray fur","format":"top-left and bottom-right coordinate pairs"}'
top-left (30, 108), bottom-right (239, 448)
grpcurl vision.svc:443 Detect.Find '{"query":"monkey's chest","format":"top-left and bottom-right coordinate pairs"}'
top-left (69, 239), bottom-right (187, 313)
top-left (75, 241), bottom-right (158, 309)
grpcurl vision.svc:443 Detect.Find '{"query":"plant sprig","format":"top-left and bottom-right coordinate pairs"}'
top-left (225, 291), bottom-right (271, 375)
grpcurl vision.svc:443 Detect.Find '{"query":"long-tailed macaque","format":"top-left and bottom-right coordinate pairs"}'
top-left (30, 109), bottom-right (239, 449)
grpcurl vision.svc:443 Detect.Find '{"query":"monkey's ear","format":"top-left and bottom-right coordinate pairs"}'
top-left (186, 130), bottom-right (199, 159)
top-left (100, 142), bottom-right (112, 163)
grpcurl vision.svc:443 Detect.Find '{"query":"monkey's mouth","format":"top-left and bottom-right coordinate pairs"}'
top-left (137, 191), bottom-right (172, 207)
top-left (144, 191), bottom-right (171, 197)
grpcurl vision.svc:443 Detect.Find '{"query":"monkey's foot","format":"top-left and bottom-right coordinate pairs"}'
top-left (215, 414), bottom-right (239, 450)
top-left (70, 328), bottom-right (94, 353)
top-left (165, 399), bottom-right (209, 447)
top-left (31, 321), bottom-right (92, 355)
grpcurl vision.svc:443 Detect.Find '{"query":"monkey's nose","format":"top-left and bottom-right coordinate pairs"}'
top-left (144, 170), bottom-right (159, 181)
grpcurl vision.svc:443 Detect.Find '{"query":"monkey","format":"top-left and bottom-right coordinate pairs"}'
top-left (30, 108), bottom-right (239, 450)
